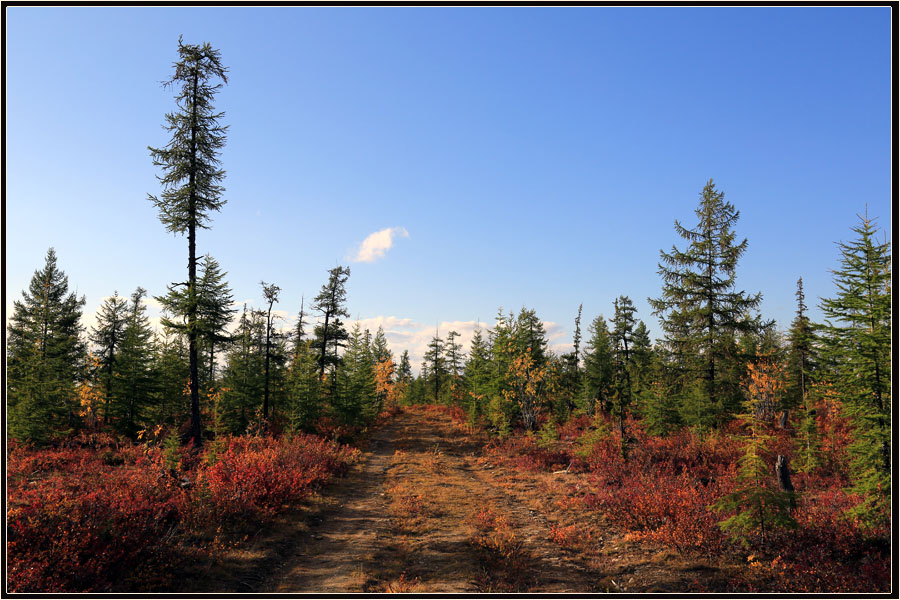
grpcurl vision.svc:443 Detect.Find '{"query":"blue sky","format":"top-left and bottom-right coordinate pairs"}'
top-left (5, 7), bottom-right (892, 367)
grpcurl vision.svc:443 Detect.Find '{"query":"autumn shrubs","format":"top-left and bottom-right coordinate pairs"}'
top-left (6, 432), bottom-right (358, 592)
top-left (482, 412), bottom-right (889, 592)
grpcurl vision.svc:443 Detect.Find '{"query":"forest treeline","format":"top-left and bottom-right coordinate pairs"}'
top-left (6, 38), bottom-right (891, 538)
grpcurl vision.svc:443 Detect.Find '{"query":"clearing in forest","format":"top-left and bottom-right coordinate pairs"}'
top-left (182, 406), bottom-right (734, 593)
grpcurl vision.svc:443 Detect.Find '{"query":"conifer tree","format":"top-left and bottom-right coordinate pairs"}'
top-left (423, 331), bottom-right (447, 404)
top-left (115, 288), bottom-right (157, 437)
top-left (152, 324), bottom-right (190, 427)
top-left (220, 305), bottom-right (266, 433)
top-left (713, 356), bottom-right (797, 548)
top-left (785, 278), bottom-right (816, 411)
top-left (464, 325), bottom-right (493, 421)
top-left (818, 213), bottom-right (891, 525)
top-left (649, 179), bottom-right (766, 426)
top-left (514, 308), bottom-right (548, 366)
top-left (638, 353), bottom-right (682, 436)
top-left (260, 281), bottom-right (281, 421)
top-left (372, 326), bottom-right (393, 411)
top-left (196, 254), bottom-right (236, 386)
top-left (581, 315), bottom-right (614, 415)
top-left (337, 324), bottom-right (376, 424)
top-left (397, 350), bottom-right (413, 385)
top-left (559, 304), bottom-right (584, 415)
top-left (372, 326), bottom-right (392, 364)
top-left (610, 296), bottom-right (637, 458)
top-left (312, 266), bottom-right (351, 379)
top-left (89, 291), bottom-right (129, 423)
top-left (7, 249), bottom-right (86, 444)
top-left (630, 320), bottom-right (653, 397)
top-left (149, 38), bottom-right (229, 446)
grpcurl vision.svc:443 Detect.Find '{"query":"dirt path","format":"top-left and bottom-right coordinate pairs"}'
top-left (190, 406), bottom-right (728, 593)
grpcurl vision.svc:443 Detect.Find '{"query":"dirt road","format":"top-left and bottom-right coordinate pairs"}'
top-left (187, 407), bottom-right (725, 593)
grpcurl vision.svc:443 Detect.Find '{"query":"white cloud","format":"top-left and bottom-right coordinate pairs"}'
top-left (352, 227), bottom-right (409, 263)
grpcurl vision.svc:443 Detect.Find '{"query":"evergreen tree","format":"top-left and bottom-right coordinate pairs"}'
top-left (445, 330), bottom-right (466, 405)
top-left (397, 350), bottom-right (413, 384)
top-left (610, 296), bottom-right (637, 458)
top-left (149, 38), bottom-right (229, 446)
top-left (638, 353), bottom-right (682, 436)
top-left (7, 249), bottom-right (86, 444)
top-left (115, 288), bottom-right (157, 437)
top-left (336, 324), bottom-right (376, 424)
top-left (312, 266), bottom-right (351, 379)
top-left (514, 308), bottom-right (548, 366)
top-left (372, 326), bottom-right (392, 364)
top-left (559, 304), bottom-right (584, 415)
top-left (787, 278), bottom-right (821, 471)
top-left (292, 296), bottom-right (308, 357)
top-left (445, 330), bottom-right (465, 379)
top-left (260, 281), bottom-right (281, 421)
top-left (196, 254), bottom-right (236, 387)
top-left (649, 179), bottom-right (767, 427)
top-left (464, 325), bottom-right (493, 421)
top-left (423, 331), bottom-right (447, 404)
top-left (89, 291), bottom-right (129, 424)
top-left (785, 278), bottom-right (817, 411)
top-left (219, 305), bottom-right (266, 433)
top-left (581, 315), bottom-right (614, 415)
top-left (152, 324), bottom-right (190, 427)
top-left (630, 320), bottom-right (653, 397)
top-left (818, 213), bottom-right (891, 526)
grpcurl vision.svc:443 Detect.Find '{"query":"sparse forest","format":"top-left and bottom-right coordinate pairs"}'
top-left (6, 37), bottom-right (891, 594)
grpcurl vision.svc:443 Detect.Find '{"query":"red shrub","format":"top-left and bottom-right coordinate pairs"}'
top-left (7, 433), bottom-right (358, 592)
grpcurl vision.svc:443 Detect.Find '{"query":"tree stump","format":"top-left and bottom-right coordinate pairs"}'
top-left (775, 454), bottom-right (796, 509)
top-left (777, 410), bottom-right (789, 429)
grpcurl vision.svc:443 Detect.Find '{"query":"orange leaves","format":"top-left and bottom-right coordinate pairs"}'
top-left (744, 355), bottom-right (787, 425)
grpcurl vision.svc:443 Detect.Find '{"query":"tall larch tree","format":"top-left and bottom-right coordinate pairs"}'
top-left (818, 213), bottom-right (891, 526)
top-left (148, 37), bottom-right (229, 446)
top-left (7, 249), bottom-right (86, 443)
top-left (649, 179), bottom-right (766, 427)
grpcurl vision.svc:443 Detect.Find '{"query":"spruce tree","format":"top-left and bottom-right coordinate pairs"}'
top-left (610, 296), bottom-right (637, 458)
top-left (423, 331), bottom-right (447, 404)
top-left (260, 281), bottom-right (281, 421)
top-left (115, 288), bottom-right (157, 437)
top-left (818, 213), bottom-right (891, 526)
top-left (149, 38), bottom-right (229, 446)
top-left (89, 291), bottom-right (129, 423)
top-left (560, 304), bottom-right (584, 415)
top-left (220, 305), bottom-right (266, 433)
top-left (312, 266), bottom-right (351, 379)
top-left (649, 179), bottom-right (766, 426)
top-left (785, 278), bottom-right (817, 410)
top-left (464, 325), bottom-right (493, 421)
top-left (7, 249), bottom-right (86, 444)
top-left (152, 324), bottom-right (190, 427)
top-left (397, 350), bottom-right (413, 384)
top-left (196, 254), bottom-right (236, 387)
top-left (581, 315), bottom-right (614, 415)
